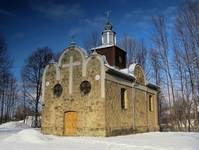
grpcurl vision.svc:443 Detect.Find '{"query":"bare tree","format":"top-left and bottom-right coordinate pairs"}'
top-left (0, 35), bottom-right (17, 123)
top-left (119, 35), bottom-right (136, 65)
top-left (148, 0), bottom-right (199, 131)
top-left (4, 74), bottom-right (17, 121)
top-left (151, 15), bottom-right (176, 124)
top-left (21, 47), bottom-right (53, 127)
top-left (83, 31), bottom-right (101, 53)
top-left (174, 0), bottom-right (199, 130)
top-left (119, 35), bottom-right (149, 78)
top-left (150, 47), bottom-right (165, 128)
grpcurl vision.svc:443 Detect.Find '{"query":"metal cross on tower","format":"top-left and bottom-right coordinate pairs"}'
top-left (69, 35), bottom-right (76, 46)
top-left (105, 11), bottom-right (111, 23)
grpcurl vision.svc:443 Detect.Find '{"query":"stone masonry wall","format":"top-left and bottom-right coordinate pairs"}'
top-left (41, 46), bottom-right (106, 136)
top-left (105, 78), bottom-right (134, 136)
top-left (41, 45), bottom-right (159, 137)
top-left (134, 88), bottom-right (148, 132)
top-left (147, 89), bottom-right (159, 131)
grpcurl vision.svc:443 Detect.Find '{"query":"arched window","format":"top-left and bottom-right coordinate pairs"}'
top-left (121, 88), bottom-right (128, 110)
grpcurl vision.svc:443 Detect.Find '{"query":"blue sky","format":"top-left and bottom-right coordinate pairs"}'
top-left (0, 0), bottom-right (181, 80)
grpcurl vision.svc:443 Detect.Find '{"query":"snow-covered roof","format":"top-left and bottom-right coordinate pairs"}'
top-left (105, 63), bottom-right (159, 90)
top-left (120, 63), bottom-right (137, 76)
top-left (91, 44), bottom-right (114, 50)
top-left (120, 68), bottom-right (129, 74)
top-left (129, 64), bottom-right (137, 73)
top-left (146, 82), bottom-right (160, 90)
top-left (105, 64), bottom-right (135, 81)
top-left (91, 45), bottom-right (127, 53)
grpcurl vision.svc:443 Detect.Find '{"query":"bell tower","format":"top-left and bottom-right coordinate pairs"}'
top-left (92, 13), bottom-right (126, 69)
top-left (101, 13), bottom-right (116, 46)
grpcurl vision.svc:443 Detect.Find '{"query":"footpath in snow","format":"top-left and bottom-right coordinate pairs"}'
top-left (0, 121), bottom-right (199, 150)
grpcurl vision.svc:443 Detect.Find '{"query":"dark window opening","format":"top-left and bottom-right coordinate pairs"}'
top-left (80, 80), bottom-right (91, 95)
top-left (121, 88), bottom-right (127, 110)
top-left (53, 84), bottom-right (63, 97)
top-left (149, 95), bottom-right (153, 112)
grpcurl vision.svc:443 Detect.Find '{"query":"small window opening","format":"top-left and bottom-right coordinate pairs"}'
top-left (149, 95), bottom-right (154, 112)
top-left (121, 88), bottom-right (128, 110)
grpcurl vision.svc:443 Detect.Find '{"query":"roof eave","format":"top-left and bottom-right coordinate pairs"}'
top-left (105, 65), bottom-right (135, 82)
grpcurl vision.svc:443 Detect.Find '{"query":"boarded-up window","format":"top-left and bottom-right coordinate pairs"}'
top-left (121, 88), bottom-right (128, 110)
top-left (149, 95), bottom-right (154, 112)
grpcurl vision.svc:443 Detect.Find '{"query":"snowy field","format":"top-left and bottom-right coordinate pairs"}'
top-left (0, 121), bottom-right (199, 150)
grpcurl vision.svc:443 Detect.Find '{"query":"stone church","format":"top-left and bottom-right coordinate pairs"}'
top-left (41, 20), bottom-right (159, 136)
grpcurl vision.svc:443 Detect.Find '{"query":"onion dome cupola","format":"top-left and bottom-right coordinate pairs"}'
top-left (91, 12), bottom-right (126, 69)
top-left (101, 15), bottom-right (116, 46)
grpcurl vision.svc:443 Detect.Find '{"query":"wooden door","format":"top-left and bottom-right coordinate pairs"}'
top-left (64, 112), bottom-right (77, 135)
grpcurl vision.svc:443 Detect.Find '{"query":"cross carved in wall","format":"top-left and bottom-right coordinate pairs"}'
top-left (62, 56), bottom-right (81, 94)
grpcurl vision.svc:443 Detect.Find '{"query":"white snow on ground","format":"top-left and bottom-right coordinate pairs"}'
top-left (0, 121), bottom-right (199, 150)
top-left (0, 121), bottom-right (30, 129)
top-left (0, 121), bottom-right (30, 142)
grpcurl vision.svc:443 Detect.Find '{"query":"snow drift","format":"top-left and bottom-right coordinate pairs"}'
top-left (3, 129), bottom-right (49, 143)
top-left (0, 121), bottom-right (199, 150)
top-left (1, 129), bottom-right (199, 150)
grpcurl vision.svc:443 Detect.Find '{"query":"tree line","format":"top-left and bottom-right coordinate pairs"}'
top-left (0, 35), bottom-right (53, 126)
top-left (118, 0), bottom-right (199, 131)
top-left (0, 0), bottom-right (198, 130)
top-left (0, 36), bottom-right (17, 123)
